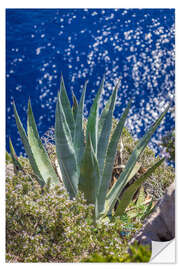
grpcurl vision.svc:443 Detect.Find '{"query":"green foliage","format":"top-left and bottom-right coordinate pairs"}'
top-left (71, 90), bottom-right (78, 120)
top-left (124, 198), bottom-right (154, 220)
top-left (12, 76), bottom-right (170, 222)
top-left (13, 100), bottom-right (60, 187)
top-left (6, 170), bottom-right (143, 263)
top-left (6, 124), bottom-right (174, 263)
top-left (119, 125), bottom-right (174, 200)
top-left (122, 244), bottom-right (151, 262)
top-left (29, 123), bottom-right (175, 200)
top-left (55, 76), bottom-right (169, 221)
top-left (81, 244), bottom-right (151, 262)
top-left (6, 151), bottom-right (12, 164)
top-left (161, 130), bottom-right (175, 163)
top-left (9, 137), bottom-right (23, 172)
top-left (115, 158), bottom-right (165, 217)
top-left (6, 171), bottom-right (92, 262)
top-left (79, 135), bottom-right (100, 205)
top-left (140, 200), bottom-right (155, 221)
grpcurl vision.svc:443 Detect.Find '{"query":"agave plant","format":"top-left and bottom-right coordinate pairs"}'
top-left (12, 75), bottom-right (169, 222)
top-left (54, 75), bottom-right (168, 221)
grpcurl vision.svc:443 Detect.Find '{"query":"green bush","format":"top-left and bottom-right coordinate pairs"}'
top-left (120, 125), bottom-right (174, 199)
top-left (6, 167), bottom-right (144, 262)
top-left (81, 244), bottom-right (151, 262)
top-left (161, 130), bottom-right (175, 163)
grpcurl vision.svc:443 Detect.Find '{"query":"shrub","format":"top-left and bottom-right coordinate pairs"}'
top-left (81, 244), bottom-right (151, 262)
top-left (6, 166), bottom-right (144, 262)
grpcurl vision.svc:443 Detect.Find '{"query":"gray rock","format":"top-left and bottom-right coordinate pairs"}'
top-left (129, 182), bottom-right (175, 248)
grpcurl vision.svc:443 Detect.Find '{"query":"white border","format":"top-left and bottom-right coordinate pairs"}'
top-left (1, 1), bottom-right (179, 268)
top-left (0, 0), bottom-right (178, 8)
top-left (0, 4), bottom-right (5, 265)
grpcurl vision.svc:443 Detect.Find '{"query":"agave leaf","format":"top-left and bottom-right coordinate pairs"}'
top-left (124, 161), bottom-right (142, 186)
top-left (6, 151), bottom-right (12, 163)
top-left (55, 92), bottom-right (79, 199)
top-left (74, 81), bottom-right (88, 166)
top-left (72, 90), bottom-right (78, 120)
top-left (97, 80), bottom-right (119, 177)
top-left (97, 100), bottom-right (132, 216)
top-left (86, 76), bottom-right (105, 155)
top-left (27, 100), bottom-right (60, 186)
top-left (98, 161), bottom-right (141, 220)
top-left (13, 101), bottom-right (45, 186)
top-left (136, 186), bottom-right (145, 207)
top-left (60, 75), bottom-right (75, 138)
top-left (140, 200), bottom-right (154, 221)
top-left (79, 135), bottom-right (100, 204)
top-left (9, 137), bottom-right (23, 171)
top-left (105, 105), bottom-right (170, 216)
top-left (115, 157), bottom-right (165, 217)
top-left (98, 97), bottom-right (112, 139)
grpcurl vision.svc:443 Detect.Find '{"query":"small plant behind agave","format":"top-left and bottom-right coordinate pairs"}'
top-left (11, 75), bottom-right (169, 222)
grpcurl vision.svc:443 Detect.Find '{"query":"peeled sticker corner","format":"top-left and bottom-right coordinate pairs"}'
top-left (150, 239), bottom-right (175, 263)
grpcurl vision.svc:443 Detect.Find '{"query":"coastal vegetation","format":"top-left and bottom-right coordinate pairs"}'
top-left (6, 77), bottom-right (174, 262)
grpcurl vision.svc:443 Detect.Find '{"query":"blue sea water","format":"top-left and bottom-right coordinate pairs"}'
top-left (6, 9), bottom-right (175, 156)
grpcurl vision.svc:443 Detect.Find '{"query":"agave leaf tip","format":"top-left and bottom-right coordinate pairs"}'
top-left (28, 98), bottom-right (32, 109)
top-left (116, 78), bottom-right (121, 89)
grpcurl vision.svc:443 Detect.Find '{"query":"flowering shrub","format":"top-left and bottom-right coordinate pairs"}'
top-left (6, 168), bottom-right (143, 262)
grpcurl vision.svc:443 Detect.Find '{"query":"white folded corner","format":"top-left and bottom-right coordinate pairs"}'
top-left (150, 239), bottom-right (175, 263)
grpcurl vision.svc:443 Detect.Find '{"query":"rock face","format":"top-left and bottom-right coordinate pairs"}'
top-left (129, 182), bottom-right (175, 248)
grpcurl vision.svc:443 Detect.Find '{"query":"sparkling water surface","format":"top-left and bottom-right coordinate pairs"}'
top-left (6, 9), bottom-right (175, 156)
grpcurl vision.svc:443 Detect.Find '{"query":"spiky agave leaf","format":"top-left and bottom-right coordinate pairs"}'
top-left (73, 81), bottom-right (88, 166)
top-left (60, 74), bottom-right (75, 138)
top-left (9, 137), bottom-right (23, 172)
top-left (27, 100), bottom-right (60, 186)
top-left (98, 93), bottom-right (113, 139)
top-left (71, 90), bottom-right (78, 120)
top-left (98, 162), bottom-right (141, 221)
top-left (13, 101), bottom-right (45, 186)
top-left (86, 76), bottom-right (105, 155)
top-left (6, 151), bottom-right (12, 163)
top-left (136, 186), bottom-right (146, 207)
top-left (55, 92), bottom-right (79, 199)
top-left (79, 134), bottom-right (100, 204)
top-left (97, 80), bottom-right (119, 178)
top-left (97, 100), bottom-right (132, 217)
top-left (105, 105), bottom-right (170, 217)
top-left (115, 157), bottom-right (165, 217)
